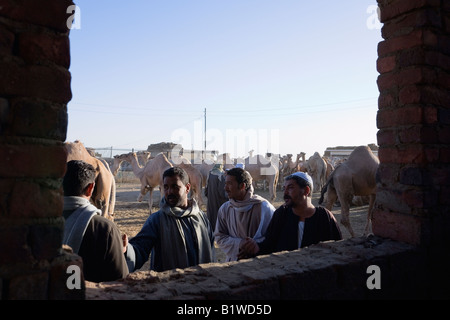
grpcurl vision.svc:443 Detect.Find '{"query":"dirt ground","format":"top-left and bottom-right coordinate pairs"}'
top-left (113, 179), bottom-right (369, 270)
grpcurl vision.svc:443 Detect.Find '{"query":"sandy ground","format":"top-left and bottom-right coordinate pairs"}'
top-left (113, 179), bottom-right (369, 270)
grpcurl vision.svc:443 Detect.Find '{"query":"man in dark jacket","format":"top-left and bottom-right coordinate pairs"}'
top-left (63, 160), bottom-right (129, 283)
top-left (204, 163), bottom-right (228, 230)
top-left (124, 166), bottom-right (215, 272)
top-left (238, 172), bottom-right (342, 258)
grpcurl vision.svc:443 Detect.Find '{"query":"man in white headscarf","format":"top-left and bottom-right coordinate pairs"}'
top-left (214, 167), bottom-right (275, 262)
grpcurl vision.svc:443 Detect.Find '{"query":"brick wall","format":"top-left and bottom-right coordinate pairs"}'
top-left (373, 0), bottom-right (450, 248)
top-left (0, 0), bottom-right (84, 299)
top-left (0, 0), bottom-right (449, 300)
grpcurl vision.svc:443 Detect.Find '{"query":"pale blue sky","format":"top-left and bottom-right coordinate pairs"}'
top-left (67, 0), bottom-right (383, 159)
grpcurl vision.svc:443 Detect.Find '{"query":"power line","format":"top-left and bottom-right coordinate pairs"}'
top-left (67, 97), bottom-right (377, 120)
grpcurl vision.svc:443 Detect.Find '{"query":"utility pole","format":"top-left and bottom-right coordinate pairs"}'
top-left (204, 107), bottom-right (206, 153)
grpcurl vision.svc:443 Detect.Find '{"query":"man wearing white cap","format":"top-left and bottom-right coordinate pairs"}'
top-left (238, 171), bottom-right (342, 259)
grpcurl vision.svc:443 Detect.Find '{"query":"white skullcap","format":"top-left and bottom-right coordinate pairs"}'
top-left (289, 171), bottom-right (313, 190)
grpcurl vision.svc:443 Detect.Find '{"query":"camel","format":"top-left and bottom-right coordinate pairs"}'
top-left (280, 152), bottom-right (306, 178)
top-left (318, 145), bottom-right (380, 237)
top-left (118, 152), bottom-right (172, 213)
top-left (244, 154), bottom-right (279, 202)
top-left (323, 156), bottom-right (335, 180)
top-left (193, 160), bottom-right (215, 188)
top-left (305, 152), bottom-right (327, 193)
top-left (64, 140), bottom-right (116, 221)
top-left (111, 151), bottom-right (151, 176)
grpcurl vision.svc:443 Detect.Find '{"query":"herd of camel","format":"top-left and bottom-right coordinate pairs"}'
top-left (65, 140), bottom-right (379, 238)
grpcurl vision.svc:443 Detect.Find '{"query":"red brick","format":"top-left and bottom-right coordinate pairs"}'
top-left (376, 163), bottom-right (400, 185)
top-left (425, 51), bottom-right (450, 70)
top-left (0, 60), bottom-right (72, 104)
top-left (399, 125), bottom-right (438, 144)
top-left (378, 145), bottom-right (427, 164)
top-left (424, 105), bottom-right (438, 124)
top-left (372, 208), bottom-right (423, 245)
top-left (8, 272), bottom-right (49, 300)
top-left (0, 0), bottom-right (75, 33)
top-left (378, 29), bottom-right (424, 56)
top-left (439, 126), bottom-right (450, 143)
top-left (6, 98), bottom-right (68, 141)
top-left (378, 92), bottom-right (397, 109)
top-left (425, 146), bottom-right (440, 162)
top-left (381, 8), bottom-right (443, 39)
top-left (0, 226), bottom-right (32, 264)
top-left (399, 85), bottom-right (422, 104)
top-left (29, 224), bottom-right (64, 260)
top-left (423, 86), bottom-right (450, 107)
top-left (440, 186), bottom-right (450, 205)
top-left (378, 0), bottom-right (441, 22)
top-left (441, 148), bottom-right (450, 162)
top-left (377, 128), bottom-right (397, 146)
top-left (377, 55), bottom-right (397, 73)
top-left (18, 31), bottom-right (70, 68)
top-left (0, 23), bottom-right (15, 55)
top-left (0, 144), bottom-right (67, 179)
top-left (377, 106), bottom-right (423, 128)
top-left (396, 47), bottom-right (426, 68)
top-left (9, 180), bottom-right (63, 218)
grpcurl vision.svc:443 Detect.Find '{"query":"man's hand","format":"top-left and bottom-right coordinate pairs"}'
top-left (122, 233), bottom-right (128, 253)
top-left (238, 237), bottom-right (259, 260)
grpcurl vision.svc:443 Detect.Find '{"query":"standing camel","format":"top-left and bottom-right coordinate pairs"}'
top-left (65, 140), bottom-right (116, 221)
top-left (305, 152), bottom-right (327, 193)
top-left (111, 151), bottom-right (151, 176)
top-left (318, 145), bottom-right (379, 237)
top-left (118, 152), bottom-right (172, 214)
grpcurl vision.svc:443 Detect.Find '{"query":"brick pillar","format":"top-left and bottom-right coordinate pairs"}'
top-left (0, 1), bottom-right (84, 299)
top-left (374, 0), bottom-right (450, 247)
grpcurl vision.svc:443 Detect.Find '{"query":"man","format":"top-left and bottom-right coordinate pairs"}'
top-left (124, 166), bottom-right (215, 272)
top-left (204, 163), bottom-right (228, 230)
top-left (63, 160), bottom-right (129, 283)
top-left (238, 172), bottom-right (342, 259)
top-left (214, 167), bottom-right (275, 262)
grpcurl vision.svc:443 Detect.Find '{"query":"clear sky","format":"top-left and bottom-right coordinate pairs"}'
top-left (66, 0), bottom-right (383, 160)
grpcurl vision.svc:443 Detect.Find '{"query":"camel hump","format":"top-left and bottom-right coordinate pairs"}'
top-left (347, 145), bottom-right (379, 164)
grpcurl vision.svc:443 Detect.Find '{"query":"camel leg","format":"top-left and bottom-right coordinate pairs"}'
top-left (147, 187), bottom-right (154, 214)
top-left (269, 181), bottom-right (275, 203)
top-left (324, 186), bottom-right (338, 211)
top-left (337, 191), bottom-right (355, 237)
top-left (363, 194), bottom-right (376, 236)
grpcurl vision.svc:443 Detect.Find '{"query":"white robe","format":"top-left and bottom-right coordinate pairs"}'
top-left (214, 191), bottom-right (275, 262)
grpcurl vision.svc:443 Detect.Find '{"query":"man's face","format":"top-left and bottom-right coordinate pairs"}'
top-left (224, 174), bottom-right (245, 200)
top-left (163, 175), bottom-right (190, 208)
top-left (283, 179), bottom-right (307, 207)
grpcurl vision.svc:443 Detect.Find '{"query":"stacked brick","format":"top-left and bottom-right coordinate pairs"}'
top-left (0, 1), bottom-right (83, 299)
top-left (373, 0), bottom-right (450, 247)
